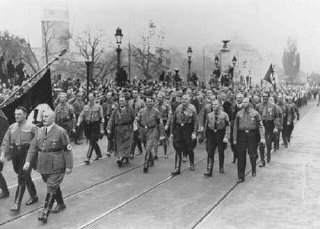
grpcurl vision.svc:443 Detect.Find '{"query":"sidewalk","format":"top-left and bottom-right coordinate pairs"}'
top-left (197, 104), bottom-right (320, 229)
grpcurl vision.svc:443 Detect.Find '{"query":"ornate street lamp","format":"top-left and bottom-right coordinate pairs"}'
top-left (115, 27), bottom-right (123, 72)
top-left (187, 46), bottom-right (192, 81)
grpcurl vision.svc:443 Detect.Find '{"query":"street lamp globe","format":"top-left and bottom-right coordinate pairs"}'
top-left (232, 55), bottom-right (237, 67)
top-left (115, 27), bottom-right (123, 45)
top-left (187, 46), bottom-right (192, 58)
top-left (214, 55), bottom-right (219, 66)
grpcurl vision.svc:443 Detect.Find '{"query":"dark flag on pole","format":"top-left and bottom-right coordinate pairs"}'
top-left (2, 69), bottom-right (54, 124)
top-left (0, 108), bottom-right (9, 143)
top-left (264, 64), bottom-right (276, 91)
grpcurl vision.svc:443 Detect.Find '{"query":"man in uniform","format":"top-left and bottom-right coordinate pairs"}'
top-left (128, 89), bottom-right (145, 157)
top-left (77, 92), bottom-right (104, 164)
top-left (55, 93), bottom-right (76, 139)
top-left (153, 92), bottom-right (172, 159)
top-left (69, 92), bottom-right (85, 144)
top-left (285, 95), bottom-right (299, 146)
top-left (135, 95), bottom-right (164, 173)
top-left (0, 108), bottom-right (10, 199)
top-left (255, 91), bottom-right (280, 166)
top-left (171, 94), bottom-right (198, 176)
top-left (101, 91), bottom-right (117, 157)
top-left (229, 93), bottom-right (243, 163)
top-left (203, 99), bottom-right (229, 177)
top-left (233, 97), bottom-right (265, 183)
top-left (23, 109), bottom-right (73, 223)
top-left (0, 106), bottom-right (38, 211)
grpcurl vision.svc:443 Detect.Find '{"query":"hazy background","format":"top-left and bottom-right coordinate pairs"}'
top-left (1, 0), bottom-right (320, 73)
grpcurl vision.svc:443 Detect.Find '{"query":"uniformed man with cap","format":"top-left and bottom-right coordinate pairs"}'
top-left (55, 93), bottom-right (76, 139)
top-left (128, 89), bottom-right (145, 157)
top-left (203, 99), bottom-right (230, 177)
top-left (255, 91), bottom-right (280, 166)
top-left (171, 93), bottom-right (198, 176)
top-left (77, 92), bottom-right (104, 164)
top-left (134, 94), bottom-right (164, 173)
top-left (23, 109), bottom-right (73, 223)
top-left (0, 108), bottom-right (9, 199)
top-left (0, 106), bottom-right (38, 211)
top-left (153, 91), bottom-right (172, 159)
top-left (233, 97), bottom-right (265, 183)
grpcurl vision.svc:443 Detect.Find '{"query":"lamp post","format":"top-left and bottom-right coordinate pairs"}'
top-left (187, 46), bottom-right (192, 82)
top-left (85, 59), bottom-right (92, 102)
top-left (115, 27), bottom-right (123, 72)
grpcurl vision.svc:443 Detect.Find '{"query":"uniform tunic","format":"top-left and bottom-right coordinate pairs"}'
top-left (233, 108), bottom-right (264, 179)
top-left (172, 104), bottom-right (198, 153)
top-left (1, 122), bottom-right (37, 185)
top-left (205, 109), bottom-right (229, 167)
top-left (55, 103), bottom-right (75, 135)
top-left (77, 103), bottom-right (104, 142)
top-left (107, 106), bottom-right (135, 158)
top-left (136, 107), bottom-right (163, 152)
top-left (26, 124), bottom-right (73, 192)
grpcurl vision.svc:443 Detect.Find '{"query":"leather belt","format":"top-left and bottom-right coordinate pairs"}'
top-left (39, 148), bottom-right (63, 153)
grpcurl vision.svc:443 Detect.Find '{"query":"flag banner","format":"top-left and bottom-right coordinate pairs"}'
top-left (2, 69), bottom-right (54, 124)
top-left (264, 64), bottom-right (274, 85)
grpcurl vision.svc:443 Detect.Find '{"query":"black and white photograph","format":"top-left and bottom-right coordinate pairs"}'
top-left (0, 0), bottom-right (319, 228)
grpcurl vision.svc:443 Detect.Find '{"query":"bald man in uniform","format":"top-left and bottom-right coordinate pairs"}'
top-left (24, 109), bottom-right (73, 223)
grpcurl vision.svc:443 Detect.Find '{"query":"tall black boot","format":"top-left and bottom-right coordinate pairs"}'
top-left (250, 156), bottom-right (257, 177)
top-left (143, 151), bottom-right (150, 173)
top-left (26, 178), bottom-right (38, 205)
top-left (189, 151), bottom-right (195, 171)
top-left (52, 188), bottom-right (66, 213)
top-left (204, 157), bottom-right (213, 177)
top-left (10, 185), bottom-right (25, 211)
top-left (171, 152), bottom-right (181, 176)
top-left (259, 143), bottom-right (265, 167)
top-left (40, 192), bottom-right (55, 223)
top-left (0, 173), bottom-right (9, 198)
top-left (92, 141), bottom-right (102, 160)
top-left (84, 144), bottom-right (93, 164)
top-left (219, 150), bottom-right (225, 173)
top-left (38, 193), bottom-right (49, 221)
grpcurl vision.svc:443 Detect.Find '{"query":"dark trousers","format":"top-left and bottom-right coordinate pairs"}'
top-left (173, 124), bottom-right (196, 166)
top-left (282, 123), bottom-right (294, 146)
top-left (104, 116), bottom-right (114, 152)
top-left (85, 122), bottom-right (102, 158)
top-left (206, 129), bottom-right (225, 169)
top-left (12, 153), bottom-right (37, 197)
top-left (237, 131), bottom-right (258, 180)
top-left (0, 173), bottom-right (9, 194)
top-left (230, 123), bottom-right (238, 160)
top-left (130, 130), bottom-right (143, 155)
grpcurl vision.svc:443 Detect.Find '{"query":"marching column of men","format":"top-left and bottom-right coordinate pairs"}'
top-left (0, 85), bottom-right (306, 223)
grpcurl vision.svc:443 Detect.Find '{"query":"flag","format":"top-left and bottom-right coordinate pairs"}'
top-left (2, 69), bottom-right (54, 124)
top-left (0, 108), bottom-right (9, 143)
top-left (264, 64), bottom-right (274, 85)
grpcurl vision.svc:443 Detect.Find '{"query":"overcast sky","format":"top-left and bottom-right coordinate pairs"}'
top-left (1, 0), bottom-right (320, 73)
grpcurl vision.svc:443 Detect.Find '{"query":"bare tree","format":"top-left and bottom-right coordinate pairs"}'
top-left (42, 21), bottom-right (56, 64)
top-left (74, 30), bottom-right (105, 81)
top-left (131, 20), bottom-right (170, 80)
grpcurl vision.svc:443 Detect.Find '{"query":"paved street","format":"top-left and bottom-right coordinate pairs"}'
top-left (0, 102), bottom-right (318, 229)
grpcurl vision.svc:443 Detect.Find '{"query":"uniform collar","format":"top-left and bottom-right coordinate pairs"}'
top-left (45, 123), bottom-right (55, 133)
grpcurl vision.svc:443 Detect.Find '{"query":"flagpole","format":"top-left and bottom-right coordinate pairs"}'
top-left (0, 49), bottom-right (67, 108)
